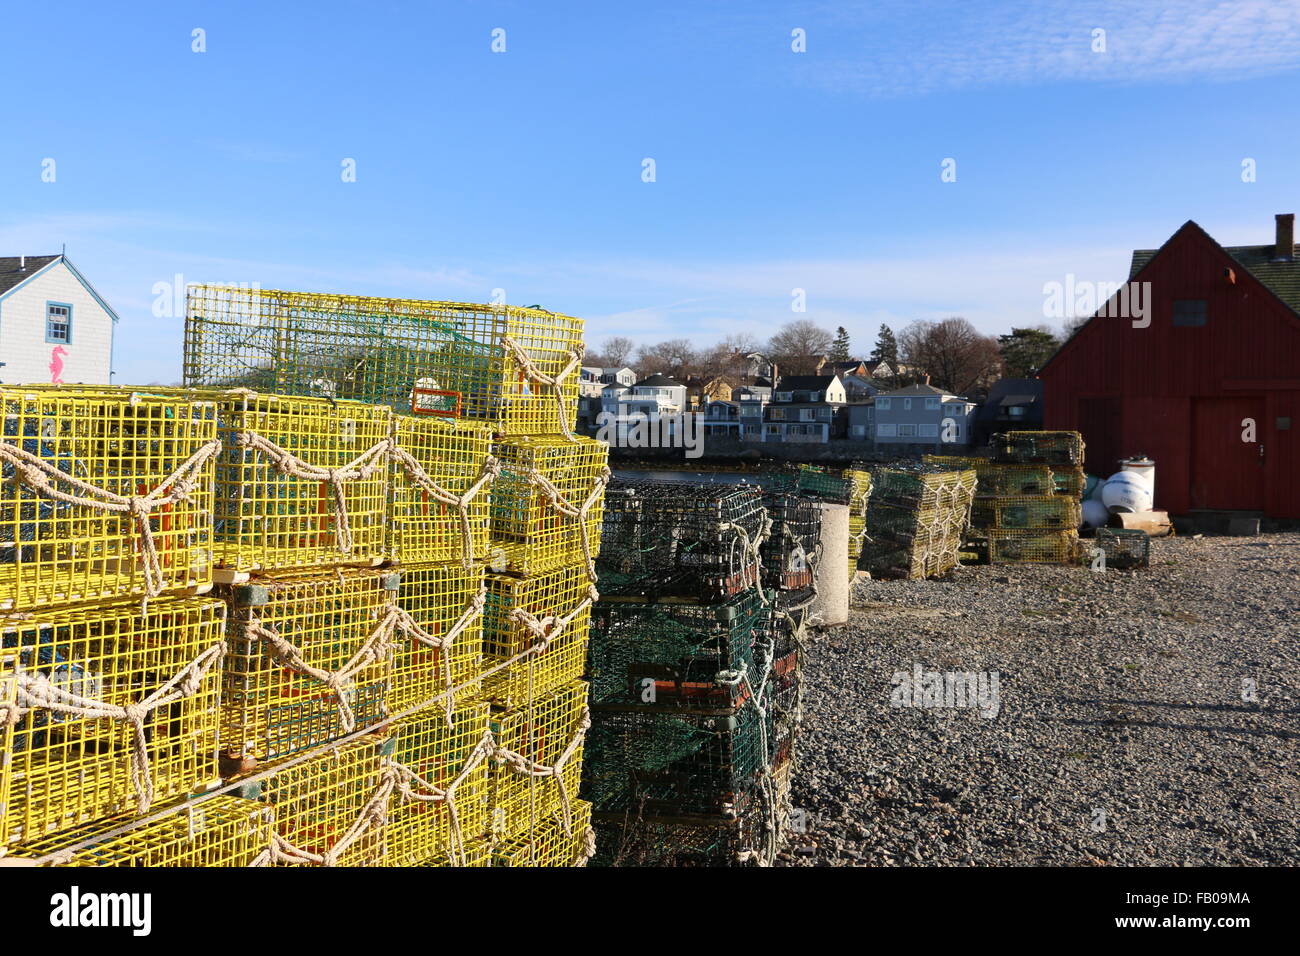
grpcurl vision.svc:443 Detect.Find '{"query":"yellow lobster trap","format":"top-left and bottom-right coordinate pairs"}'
top-left (0, 596), bottom-right (225, 850)
top-left (391, 561), bottom-right (486, 715)
top-left (384, 702), bottom-right (493, 866)
top-left (220, 568), bottom-right (398, 766)
top-left (844, 466), bottom-right (872, 580)
top-left (6, 795), bottom-right (274, 867)
top-left (183, 285), bottom-right (587, 437)
top-left (196, 389), bottom-right (391, 578)
top-left (490, 435), bottom-right (610, 579)
top-left (987, 529), bottom-right (1081, 565)
top-left (490, 678), bottom-right (589, 838)
top-left (0, 386), bottom-right (219, 610)
top-left (388, 414), bottom-right (497, 565)
top-left (248, 732), bottom-right (391, 866)
top-left (971, 495), bottom-right (1082, 531)
top-left (482, 566), bottom-right (596, 710)
top-left (493, 798), bottom-right (594, 867)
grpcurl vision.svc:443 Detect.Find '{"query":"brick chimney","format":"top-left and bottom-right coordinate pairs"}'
top-left (1275, 213), bottom-right (1295, 261)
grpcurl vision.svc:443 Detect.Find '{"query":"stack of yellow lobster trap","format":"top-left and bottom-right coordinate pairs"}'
top-left (0, 285), bottom-right (607, 867)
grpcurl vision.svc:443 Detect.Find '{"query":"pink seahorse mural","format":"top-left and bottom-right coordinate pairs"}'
top-left (49, 345), bottom-right (67, 384)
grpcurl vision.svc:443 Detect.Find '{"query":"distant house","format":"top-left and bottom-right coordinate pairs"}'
top-left (840, 372), bottom-right (880, 401)
top-left (974, 378), bottom-right (1044, 446)
top-left (685, 375), bottom-right (733, 409)
top-left (873, 381), bottom-right (976, 452)
top-left (599, 366), bottom-right (636, 387)
top-left (0, 254), bottom-right (118, 384)
top-left (702, 399), bottom-right (743, 438)
top-left (751, 373), bottom-right (848, 443)
top-left (772, 374), bottom-right (846, 404)
top-left (817, 358), bottom-right (868, 379)
top-left (1039, 214), bottom-right (1300, 517)
top-left (846, 399), bottom-right (875, 440)
top-left (743, 352), bottom-right (775, 384)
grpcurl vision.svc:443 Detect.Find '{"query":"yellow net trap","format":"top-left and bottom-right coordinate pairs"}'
top-left (0, 386), bottom-right (219, 610)
top-left (0, 595), bottom-right (226, 850)
top-left (490, 435), bottom-right (610, 579)
top-left (220, 568), bottom-right (398, 765)
top-left (388, 414), bottom-right (497, 565)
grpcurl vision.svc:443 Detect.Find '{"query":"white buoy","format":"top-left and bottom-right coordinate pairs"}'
top-left (809, 502), bottom-right (850, 627)
top-left (1082, 498), bottom-right (1110, 528)
top-left (1101, 472), bottom-right (1153, 514)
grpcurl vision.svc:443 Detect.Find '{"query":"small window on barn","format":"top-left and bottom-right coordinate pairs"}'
top-left (46, 302), bottom-right (72, 344)
top-left (1172, 299), bottom-right (1207, 327)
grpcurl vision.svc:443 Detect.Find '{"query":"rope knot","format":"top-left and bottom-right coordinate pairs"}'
top-left (122, 701), bottom-right (149, 726)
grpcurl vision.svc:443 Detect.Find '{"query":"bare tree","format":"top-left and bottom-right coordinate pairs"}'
top-left (766, 320), bottom-right (833, 375)
top-left (599, 336), bottom-right (636, 367)
top-left (635, 338), bottom-right (698, 379)
top-left (898, 317), bottom-right (1004, 395)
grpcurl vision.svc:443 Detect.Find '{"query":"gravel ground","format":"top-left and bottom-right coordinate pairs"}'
top-left (784, 532), bottom-right (1300, 866)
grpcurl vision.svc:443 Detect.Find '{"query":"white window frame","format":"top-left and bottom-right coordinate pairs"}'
top-left (925, 397), bottom-right (940, 410)
top-left (898, 423), bottom-right (917, 437)
top-left (876, 424), bottom-right (898, 438)
top-left (876, 397), bottom-right (891, 411)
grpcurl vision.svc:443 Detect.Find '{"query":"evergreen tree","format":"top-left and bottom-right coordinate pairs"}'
top-left (829, 327), bottom-right (851, 362)
top-left (868, 324), bottom-right (898, 367)
top-left (997, 326), bottom-right (1060, 378)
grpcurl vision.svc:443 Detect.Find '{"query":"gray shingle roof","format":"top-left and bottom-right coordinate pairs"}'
top-left (0, 256), bottom-right (60, 296)
top-left (1131, 235), bottom-right (1300, 315)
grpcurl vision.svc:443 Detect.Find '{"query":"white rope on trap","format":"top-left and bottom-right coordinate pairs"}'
top-left (527, 466), bottom-right (611, 583)
top-left (388, 446), bottom-right (500, 568)
top-left (0, 438), bottom-right (223, 601)
top-left (499, 336), bottom-right (585, 442)
top-left (0, 642), bottom-right (226, 813)
top-left (232, 431), bottom-right (389, 556)
top-left (492, 705), bottom-right (591, 838)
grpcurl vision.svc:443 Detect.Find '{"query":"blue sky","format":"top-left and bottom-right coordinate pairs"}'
top-left (3, 0), bottom-right (1300, 383)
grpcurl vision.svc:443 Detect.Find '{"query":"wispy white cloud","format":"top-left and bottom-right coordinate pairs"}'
top-left (798, 0), bottom-right (1300, 96)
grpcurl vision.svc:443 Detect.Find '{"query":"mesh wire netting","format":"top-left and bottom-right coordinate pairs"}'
top-left (760, 492), bottom-right (821, 592)
top-left (858, 465), bottom-right (975, 579)
top-left (992, 430), bottom-right (1086, 466)
top-left (596, 479), bottom-right (767, 602)
top-left (0, 596), bottom-right (225, 848)
top-left (970, 495), bottom-right (1081, 531)
top-left (1094, 527), bottom-right (1151, 569)
top-left (582, 703), bottom-right (772, 817)
top-left (183, 285), bottom-right (585, 435)
top-left (587, 589), bottom-right (765, 710)
top-left (987, 529), bottom-right (1081, 564)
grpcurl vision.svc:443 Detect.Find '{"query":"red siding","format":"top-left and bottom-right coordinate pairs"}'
top-left (1040, 221), bottom-right (1300, 518)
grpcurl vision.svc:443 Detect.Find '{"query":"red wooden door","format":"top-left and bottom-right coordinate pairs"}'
top-left (1190, 397), bottom-right (1265, 510)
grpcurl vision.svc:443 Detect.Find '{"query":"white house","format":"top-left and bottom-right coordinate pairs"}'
top-left (0, 255), bottom-right (118, 385)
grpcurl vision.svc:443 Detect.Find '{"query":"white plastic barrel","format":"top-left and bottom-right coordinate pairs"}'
top-left (1119, 457), bottom-right (1155, 503)
top-left (1081, 498), bottom-right (1110, 528)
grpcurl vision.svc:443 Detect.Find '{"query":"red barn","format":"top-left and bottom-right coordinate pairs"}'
top-left (1039, 214), bottom-right (1300, 519)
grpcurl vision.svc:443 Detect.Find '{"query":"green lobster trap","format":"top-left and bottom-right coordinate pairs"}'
top-left (971, 495), bottom-right (1081, 531)
top-left (992, 430), bottom-right (1085, 466)
top-left (183, 285), bottom-right (586, 437)
top-left (582, 701), bottom-right (775, 819)
top-left (1093, 527), bottom-right (1151, 570)
top-left (587, 589), bottom-right (765, 710)
top-left (596, 479), bottom-right (767, 603)
top-left (987, 529), bottom-right (1081, 565)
